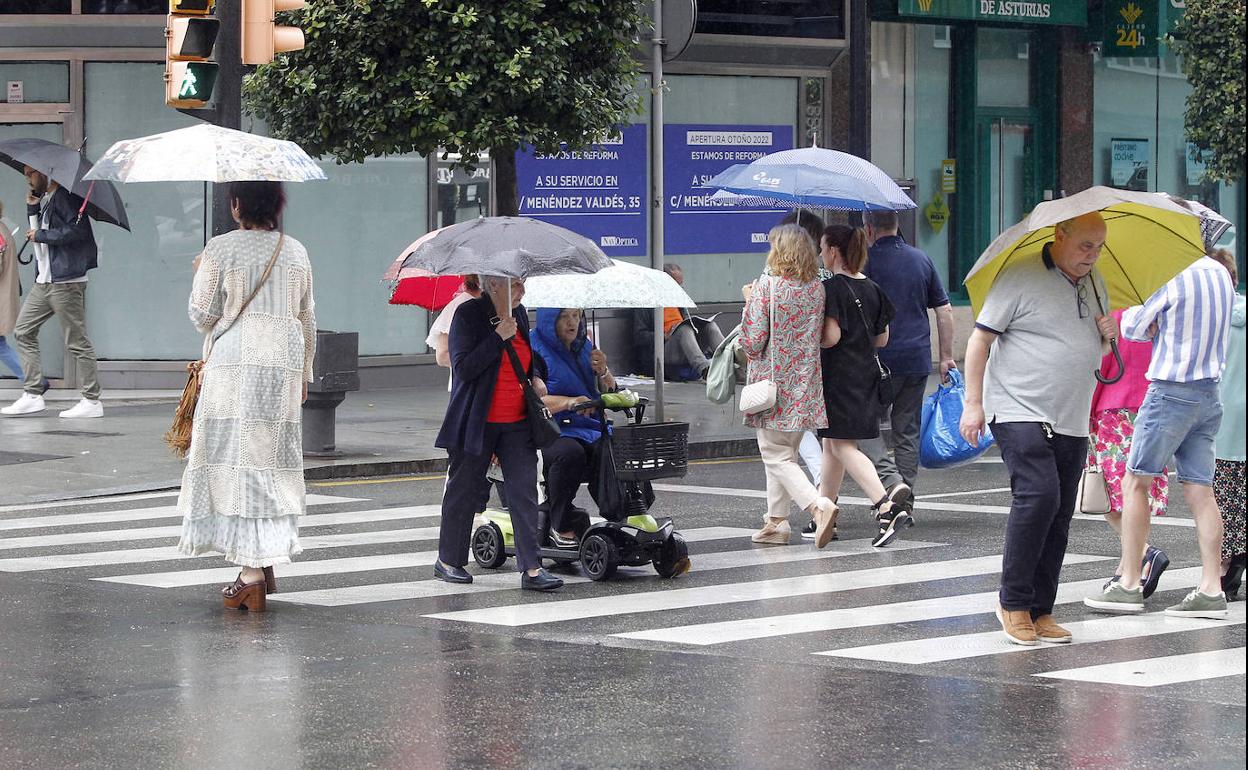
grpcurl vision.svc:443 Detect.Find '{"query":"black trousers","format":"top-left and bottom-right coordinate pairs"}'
top-left (992, 421), bottom-right (1087, 617)
top-left (542, 436), bottom-right (601, 533)
top-left (439, 422), bottom-right (541, 571)
top-left (859, 373), bottom-right (928, 490)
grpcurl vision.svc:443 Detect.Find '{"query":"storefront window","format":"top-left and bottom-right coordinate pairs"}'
top-left (280, 150), bottom-right (430, 356)
top-left (870, 22), bottom-right (953, 290)
top-left (1093, 50), bottom-right (1241, 269)
top-left (663, 74), bottom-right (800, 303)
top-left (0, 61), bottom-right (69, 103)
top-left (82, 0), bottom-right (165, 13)
top-left (695, 0), bottom-right (844, 39)
top-left (435, 153), bottom-right (489, 229)
top-left (976, 28), bottom-right (1030, 109)
top-left (84, 62), bottom-right (206, 361)
top-left (0, 0), bottom-right (71, 12)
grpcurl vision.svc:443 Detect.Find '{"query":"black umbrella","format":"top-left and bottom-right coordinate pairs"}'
top-left (0, 137), bottom-right (130, 231)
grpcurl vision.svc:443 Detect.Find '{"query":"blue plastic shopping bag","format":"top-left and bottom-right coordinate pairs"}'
top-left (919, 370), bottom-right (994, 469)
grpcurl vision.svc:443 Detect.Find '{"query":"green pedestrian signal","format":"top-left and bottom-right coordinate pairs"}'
top-left (166, 0), bottom-right (219, 108)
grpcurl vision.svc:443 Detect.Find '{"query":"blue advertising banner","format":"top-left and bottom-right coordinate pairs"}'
top-left (516, 124), bottom-right (647, 257)
top-left (664, 124), bottom-right (794, 255)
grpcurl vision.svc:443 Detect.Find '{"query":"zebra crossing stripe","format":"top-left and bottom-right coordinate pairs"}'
top-left (424, 554), bottom-right (1109, 627)
top-left (88, 527), bottom-right (797, 588)
top-left (1033, 647), bottom-right (1247, 687)
top-left (819, 599), bottom-right (1245, 663)
top-left (0, 505), bottom-right (444, 552)
top-left (651, 484), bottom-right (1197, 528)
top-left (616, 567), bottom-right (1201, 646)
top-left (0, 494), bottom-right (359, 532)
top-left (268, 537), bottom-right (940, 608)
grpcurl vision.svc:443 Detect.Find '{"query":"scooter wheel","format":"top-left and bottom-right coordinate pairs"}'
top-left (653, 532), bottom-right (691, 578)
top-left (471, 523), bottom-right (508, 569)
top-left (580, 533), bottom-right (619, 581)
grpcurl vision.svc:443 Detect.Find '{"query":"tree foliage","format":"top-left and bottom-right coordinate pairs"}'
top-left (1168, 0), bottom-right (1246, 184)
top-left (245, 0), bottom-right (648, 212)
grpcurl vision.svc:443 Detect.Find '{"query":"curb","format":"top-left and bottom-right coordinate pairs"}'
top-left (302, 437), bottom-right (761, 481)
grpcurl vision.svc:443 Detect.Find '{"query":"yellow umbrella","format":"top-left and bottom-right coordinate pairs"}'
top-left (965, 186), bottom-right (1204, 319)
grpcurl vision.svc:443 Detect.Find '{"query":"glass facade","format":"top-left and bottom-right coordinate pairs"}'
top-left (695, 1), bottom-right (844, 39)
top-left (0, 1), bottom-right (71, 12)
top-left (870, 22), bottom-right (952, 289)
top-left (0, 61), bottom-right (69, 103)
top-left (1093, 51), bottom-right (1243, 273)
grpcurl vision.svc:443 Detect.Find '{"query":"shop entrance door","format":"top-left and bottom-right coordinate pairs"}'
top-left (975, 114), bottom-right (1038, 258)
top-left (0, 121), bottom-right (68, 383)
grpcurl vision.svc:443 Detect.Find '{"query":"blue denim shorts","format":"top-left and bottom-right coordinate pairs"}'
top-left (1127, 379), bottom-right (1223, 486)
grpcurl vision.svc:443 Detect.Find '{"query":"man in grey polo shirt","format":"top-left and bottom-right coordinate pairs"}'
top-left (960, 212), bottom-right (1118, 647)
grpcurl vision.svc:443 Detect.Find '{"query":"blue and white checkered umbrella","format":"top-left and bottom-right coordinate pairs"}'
top-left (707, 147), bottom-right (916, 211)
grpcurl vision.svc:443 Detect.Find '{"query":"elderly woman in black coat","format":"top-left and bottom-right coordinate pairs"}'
top-left (433, 274), bottom-right (564, 591)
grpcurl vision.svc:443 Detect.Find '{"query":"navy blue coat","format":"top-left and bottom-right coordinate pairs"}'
top-left (29, 187), bottom-right (98, 281)
top-left (435, 294), bottom-right (546, 457)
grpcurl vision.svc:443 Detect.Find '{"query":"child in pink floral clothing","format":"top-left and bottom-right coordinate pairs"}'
top-left (1089, 308), bottom-right (1170, 596)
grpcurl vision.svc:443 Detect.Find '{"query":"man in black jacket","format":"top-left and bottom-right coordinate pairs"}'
top-left (1, 165), bottom-right (102, 418)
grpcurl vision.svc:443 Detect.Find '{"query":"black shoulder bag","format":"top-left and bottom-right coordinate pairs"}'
top-left (503, 339), bottom-right (562, 448)
top-left (840, 276), bottom-right (893, 406)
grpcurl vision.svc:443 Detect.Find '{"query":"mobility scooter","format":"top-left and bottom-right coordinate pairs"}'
top-left (470, 390), bottom-right (691, 580)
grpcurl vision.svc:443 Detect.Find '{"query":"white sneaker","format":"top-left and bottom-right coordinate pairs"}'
top-left (1, 393), bottom-right (46, 416)
top-left (59, 398), bottom-right (103, 419)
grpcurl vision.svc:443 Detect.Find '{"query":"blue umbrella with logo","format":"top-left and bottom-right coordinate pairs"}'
top-left (707, 146), bottom-right (916, 211)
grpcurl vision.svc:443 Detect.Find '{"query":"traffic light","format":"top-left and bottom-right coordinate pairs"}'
top-left (241, 0), bottom-right (307, 66)
top-left (165, 0), bottom-right (219, 109)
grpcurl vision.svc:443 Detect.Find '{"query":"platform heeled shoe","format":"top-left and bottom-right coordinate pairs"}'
top-left (222, 575), bottom-right (268, 612)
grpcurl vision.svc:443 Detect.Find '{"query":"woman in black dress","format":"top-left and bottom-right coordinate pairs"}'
top-left (818, 225), bottom-right (912, 547)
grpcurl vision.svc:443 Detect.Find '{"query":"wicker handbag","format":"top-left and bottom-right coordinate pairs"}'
top-left (164, 233), bottom-right (284, 458)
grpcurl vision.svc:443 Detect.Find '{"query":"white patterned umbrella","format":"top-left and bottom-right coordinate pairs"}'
top-left (522, 259), bottom-right (696, 309)
top-left (84, 124), bottom-right (326, 183)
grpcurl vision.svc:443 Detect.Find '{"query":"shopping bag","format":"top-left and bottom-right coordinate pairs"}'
top-left (919, 369), bottom-right (994, 469)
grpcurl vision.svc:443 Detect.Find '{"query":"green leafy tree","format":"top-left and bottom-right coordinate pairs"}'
top-left (245, 0), bottom-right (648, 214)
top-left (1168, 0), bottom-right (1246, 184)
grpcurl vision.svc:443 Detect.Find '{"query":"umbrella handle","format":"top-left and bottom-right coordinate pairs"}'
top-left (1095, 339), bottom-right (1125, 385)
top-left (16, 238), bottom-right (33, 265)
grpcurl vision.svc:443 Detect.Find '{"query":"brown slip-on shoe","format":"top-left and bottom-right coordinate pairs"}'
top-left (1033, 615), bottom-right (1072, 644)
top-left (996, 605), bottom-right (1038, 646)
top-left (751, 518), bottom-right (792, 545)
top-left (813, 498), bottom-right (839, 549)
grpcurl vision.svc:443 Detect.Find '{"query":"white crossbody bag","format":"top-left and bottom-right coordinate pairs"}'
top-left (739, 277), bottom-right (778, 415)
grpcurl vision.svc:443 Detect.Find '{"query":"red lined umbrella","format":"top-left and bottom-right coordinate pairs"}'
top-left (382, 231), bottom-right (464, 310)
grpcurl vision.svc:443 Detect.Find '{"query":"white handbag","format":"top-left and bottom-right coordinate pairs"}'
top-left (1075, 464), bottom-right (1112, 515)
top-left (739, 277), bottom-right (778, 416)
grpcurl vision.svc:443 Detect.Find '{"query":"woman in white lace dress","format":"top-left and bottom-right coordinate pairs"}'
top-left (176, 181), bottom-right (316, 612)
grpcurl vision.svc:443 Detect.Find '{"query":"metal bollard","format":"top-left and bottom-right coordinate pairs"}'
top-left (302, 330), bottom-right (360, 458)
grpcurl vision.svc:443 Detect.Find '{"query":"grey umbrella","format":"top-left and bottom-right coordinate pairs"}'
top-left (0, 138), bottom-right (130, 230)
top-left (396, 216), bottom-right (611, 279)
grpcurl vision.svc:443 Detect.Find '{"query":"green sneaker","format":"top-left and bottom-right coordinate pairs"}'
top-left (1084, 582), bottom-right (1145, 613)
top-left (1164, 590), bottom-right (1229, 619)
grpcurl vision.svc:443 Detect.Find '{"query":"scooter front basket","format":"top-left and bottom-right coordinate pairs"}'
top-left (609, 421), bottom-right (689, 481)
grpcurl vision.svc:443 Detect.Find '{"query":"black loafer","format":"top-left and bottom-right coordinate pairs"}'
top-left (1140, 546), bottom-right (1170, 600)
top-left (433, 561), bottom-right (473, 584)
top-left (521, 568), bottom-right (564, 592)
top-left (549, 529), bottom-right (579, 549)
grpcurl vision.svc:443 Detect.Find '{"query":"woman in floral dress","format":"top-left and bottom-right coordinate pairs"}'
top-left (1088, 307), bottom-right (1170, 596)
top-left (176, 182), bottom-right (316, 612)
top-left (740, 224), bottom-right (837, 548)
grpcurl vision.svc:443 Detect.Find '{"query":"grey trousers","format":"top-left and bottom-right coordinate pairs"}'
top-left (13, 282), bottom-right (100, 400)
top-left (859, 374), bottom-right (927, 490)
top-left (665, 319), bottom-right (725, 374)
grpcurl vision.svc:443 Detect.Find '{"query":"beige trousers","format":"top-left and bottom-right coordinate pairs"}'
top-left (756, 428), bottom-right (820, 522)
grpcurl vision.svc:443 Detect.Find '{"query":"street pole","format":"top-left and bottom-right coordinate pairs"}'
top-left (177, 0), bottom-right (242, 238)
top-left (651, 0), bottom-right (666, 422)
